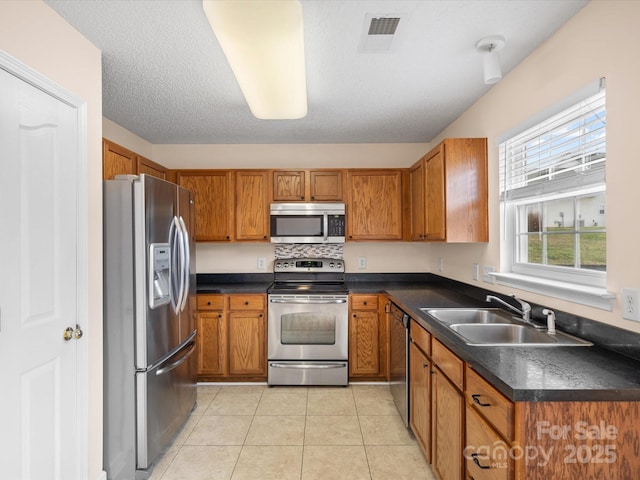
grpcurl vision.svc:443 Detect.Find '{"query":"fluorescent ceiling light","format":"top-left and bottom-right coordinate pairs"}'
top-left (202, 0), bottom-right (307, 120)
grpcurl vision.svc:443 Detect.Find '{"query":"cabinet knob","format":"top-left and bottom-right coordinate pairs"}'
top-left (363, 301), bottom-right (367, 305)
top-left (244, 301), bottom-right (249, 305)
top-left (301, 196), bottom-right (304, 200)
top-left (423, 363), bottom-right (428, 368)
top-left (226, 235), bottom-right (230, 240)
top-left (207, 301), bottom-right (211, 306)
top-left (311, 196), bottom-right (315, 200)
top-left (263, 235), bottom-right (267, 239)
top-left (259, 313), bottom-right (263, 317)
top-left (353, 314), bottom-right (356, 318)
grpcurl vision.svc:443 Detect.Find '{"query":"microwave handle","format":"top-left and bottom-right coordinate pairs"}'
top-left (323, 213), bottom-right (328, 242)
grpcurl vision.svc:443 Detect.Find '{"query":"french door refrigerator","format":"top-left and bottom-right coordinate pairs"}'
top-left (103, 174), bottom-right (197, 480)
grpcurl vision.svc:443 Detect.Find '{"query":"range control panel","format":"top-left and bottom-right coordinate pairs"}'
top-left (274, 257), bottom-right (345, 273)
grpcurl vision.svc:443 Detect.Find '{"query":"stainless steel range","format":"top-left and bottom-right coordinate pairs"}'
top-left (267, 258), bottom-right (349, 386)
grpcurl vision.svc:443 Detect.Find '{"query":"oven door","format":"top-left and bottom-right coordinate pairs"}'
top-left (268, 295), bottom-right (349, 360)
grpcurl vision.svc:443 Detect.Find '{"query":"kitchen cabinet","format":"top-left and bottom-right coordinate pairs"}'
top-left (349, 294), bottom-right (388, 380)
top-left (431, 338), bottom-right (465, 480)
top-left (102, 138), bottom-right (168, 180)
top-left (411, 138), bottom-right (488, 242)
top-left (102, 138), bottom-right (137, 179)
top-left (196, 293), bottom-right (267, 381)
top-left (228, 294), bottom-right (267, 377)
top-left (272, 169), bottom-right (344, 201)
top-left (176, 170), bottom-right (234, 242)
top-left (465, 366), bottom-right (514, 480)
top-left (137, 155), bottom-right (167, 180)
top-left (196, 294), bottom-right (226, 376)
top-left (235, 170), bottom-right (270, 241)
top-left (346, 169), bottom-right (404, 240)
top-left (409, 160), bottom-right (426, 240)
top-left (409, 319), bottom-right (432, 462)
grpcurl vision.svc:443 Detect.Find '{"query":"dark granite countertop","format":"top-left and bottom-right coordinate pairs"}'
top-left (197, 273), bottom-right (273, 294)
top-left (387, 287), bottom-right (640, 402)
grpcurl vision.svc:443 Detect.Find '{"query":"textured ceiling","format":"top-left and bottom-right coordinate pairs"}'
top-left (45, 0), bottom-right (588, 144)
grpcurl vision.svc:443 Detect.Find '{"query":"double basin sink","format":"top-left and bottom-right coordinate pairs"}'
top-left (421, 308), bottom-right (592, 347)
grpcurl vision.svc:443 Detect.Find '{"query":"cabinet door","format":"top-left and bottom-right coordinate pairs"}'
top-left (349, 310), bottom-right (380, 377)
top-left (309, 170), bottom-right (343, 201)
top-left (347, 170), bottom-right (403, 240)
top-left (425, 146), bottom-right (446, 241)
top-left (409, 159), bottom-right (426, 240)
top-left (273, 170), bottom-right (305, 201)
top-left (235, 170), bottom-right (269, 241)
top-left (102, 139), bottom-right (136, 180)
top-left (228, 311), bottom-right (266, 376)
top-left (410, 341), bottom-right (431, 461)
top-left (177, 171), bottom-right (233, 241)
top-left (197, 311), bottom-right (226, 376)
top-left (432, 366), bottom-right (464, 480)
top-left (137, 155), bottom-right (167, 180)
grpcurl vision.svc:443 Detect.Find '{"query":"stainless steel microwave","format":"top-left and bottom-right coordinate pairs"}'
top-left (270, 203), bottom-right (346, 244)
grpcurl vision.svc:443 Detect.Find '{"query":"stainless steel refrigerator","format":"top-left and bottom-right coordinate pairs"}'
top-left (103, 174), bottom-right (197, 480)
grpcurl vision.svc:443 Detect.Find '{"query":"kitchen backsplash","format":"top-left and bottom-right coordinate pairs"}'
top-left (274, 244), bottom-right (343, 259)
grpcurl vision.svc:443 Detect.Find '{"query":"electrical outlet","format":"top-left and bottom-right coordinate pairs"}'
top-left (257, 257), bottom-right (266, 270)
top-left (482, 265), bottom-right (495, 284)
top-left (438, 257), bottom-right (444, 272)
top-left (622, 288), bottom-right (640, 322)
top-left (358, 257), bottom-right (367, 269)
top-left (473, 263), bottom-right (479, 281)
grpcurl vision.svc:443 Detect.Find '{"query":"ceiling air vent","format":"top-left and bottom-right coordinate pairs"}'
top-left (359, 14), bottom-right (404, 53)
top-left (368, 17), bottom-right (401, 36)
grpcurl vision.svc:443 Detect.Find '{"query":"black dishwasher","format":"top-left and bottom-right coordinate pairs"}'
top-left (389, 302), bottom-right (410, 427)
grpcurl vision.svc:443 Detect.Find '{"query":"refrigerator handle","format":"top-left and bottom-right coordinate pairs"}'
top-left (155, 341), bottom-right (196, 376)
top-left (169, 216), bottom-right (183, 315)
top-left (178, 216), bottom-right (190, 312)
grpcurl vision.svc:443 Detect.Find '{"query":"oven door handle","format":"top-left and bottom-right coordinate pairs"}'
top-left (269, 362), bottom-right (348, 369)
top-left (269, 298), bottom-right (347, 304)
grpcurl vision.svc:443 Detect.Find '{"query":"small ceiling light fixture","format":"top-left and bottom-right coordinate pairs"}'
top-left (202, 0), bottom-right (307, 119)
top-left (476, 35), bottom-right (506, 85)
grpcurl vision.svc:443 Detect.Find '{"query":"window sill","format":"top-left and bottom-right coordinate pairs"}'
top-left (489, 272), bottom-right (616, 311)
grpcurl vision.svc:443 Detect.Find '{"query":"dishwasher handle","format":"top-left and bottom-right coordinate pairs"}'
top-left (401, 313), bottom-right (410, 329)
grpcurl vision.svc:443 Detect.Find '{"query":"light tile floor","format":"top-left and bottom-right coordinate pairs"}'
top-left (150, 384), bottom-right (436, 480)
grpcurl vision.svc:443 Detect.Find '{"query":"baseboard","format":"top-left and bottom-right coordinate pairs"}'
top-left (95, 470), bottom-right (107, 480)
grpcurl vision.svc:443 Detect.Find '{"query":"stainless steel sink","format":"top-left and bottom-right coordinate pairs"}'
top-left (421, 308), bottom-right (517, 325)
top-left (449, 323), bottom-right (592, 347)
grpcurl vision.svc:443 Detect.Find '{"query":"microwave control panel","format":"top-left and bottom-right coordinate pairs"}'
top-left (327, 215), bottom-right (345, 236)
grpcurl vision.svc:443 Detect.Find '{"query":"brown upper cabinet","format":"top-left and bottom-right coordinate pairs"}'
top-left (137, 155), bottom-right (168, 180)
top-left (346, 169), bottom-right (404, 241)
top-left (410, 138), bottom-right (488, 243)
top-left (176, 170), bottom-right (234, 242)
top-left (272, 169), bottom-right (344, 202)
top-left (235, 170), bottom-right (270, 241)
top-left (102, 138), bottom-right (167, 180)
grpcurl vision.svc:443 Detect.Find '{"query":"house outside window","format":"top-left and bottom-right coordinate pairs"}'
top-left (498, 82), bottom-right (608, 295)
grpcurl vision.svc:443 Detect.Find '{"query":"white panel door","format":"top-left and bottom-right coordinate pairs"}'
top-left (0, 66), bottom-right (82, 479)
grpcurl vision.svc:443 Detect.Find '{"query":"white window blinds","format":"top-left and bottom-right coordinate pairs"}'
top-left (499, 86), bottom-right (606, 201)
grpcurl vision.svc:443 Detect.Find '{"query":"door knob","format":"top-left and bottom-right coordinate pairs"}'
top-left (73, 324), bottom-right (83, 340)
top-left (63, 327), bottom-right (74, 341)
top-left (63, 325), bottom-right (83, 341)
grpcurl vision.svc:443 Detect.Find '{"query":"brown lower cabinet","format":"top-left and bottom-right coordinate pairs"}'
top-left (196, 293), bottom-right (267, 381)
top-left (407, 318), bottom-right (640, 480)
top-left (349, 294), bottom-right (388, 381)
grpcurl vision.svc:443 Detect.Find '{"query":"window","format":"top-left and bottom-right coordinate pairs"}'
top-left (499, 83), bottom-right (607, 291)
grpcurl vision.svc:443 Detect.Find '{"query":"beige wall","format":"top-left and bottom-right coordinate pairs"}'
top-left (153, 142), bottom-right (430, 169)
top-left (429, 1), bottom-right (640, 333)
top-left (0, 1), bottom-right (103, 478)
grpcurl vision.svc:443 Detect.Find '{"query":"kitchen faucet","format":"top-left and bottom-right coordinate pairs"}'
top-left (485, 294), bottom-right (542, 328)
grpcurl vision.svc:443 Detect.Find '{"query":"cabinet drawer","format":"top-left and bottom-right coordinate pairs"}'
top-left (410, 320), bottom-right (431, 357)
top-left (197, 294), bottom-right (224, 311)
top-left (432, 339), bottom-right (464, 390)
top-left (350, 295), bottom-right (378, 310)
top-left (229, 294), bottom-right (265, 311)
top-left (465, 407), bottom-right (513, 480)
top-left (466, 366), bottom-right (514, 441)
